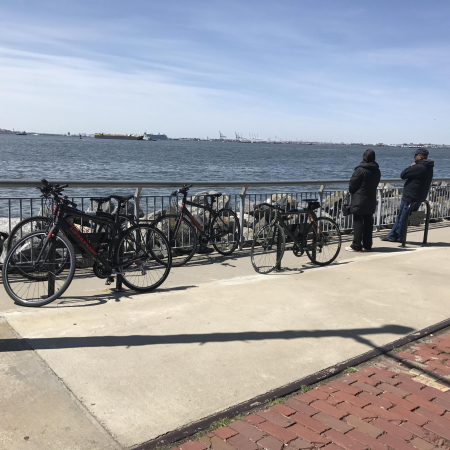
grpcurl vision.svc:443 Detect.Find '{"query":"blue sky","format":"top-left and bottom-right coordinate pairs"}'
top-left (1, 0), bottom-right (449, 142)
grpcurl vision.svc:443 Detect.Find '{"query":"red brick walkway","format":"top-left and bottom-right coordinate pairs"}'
top-left (173, 331), bottom-right (450, 450)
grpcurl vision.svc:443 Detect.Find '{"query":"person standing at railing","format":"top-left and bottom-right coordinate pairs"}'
top-left (382, 148), bottom-right (434, 243)
top-left (346, 149), bottom-right (381, 252)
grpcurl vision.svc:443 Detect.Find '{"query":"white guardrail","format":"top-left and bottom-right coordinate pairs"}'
top-left (0, 179), bottom-right (449, 246)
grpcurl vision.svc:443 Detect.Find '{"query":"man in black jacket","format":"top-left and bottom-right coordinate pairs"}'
top-left (346, 149), bottom-right (381, 252)
top-left (382, 148), bottom-right (434, 242)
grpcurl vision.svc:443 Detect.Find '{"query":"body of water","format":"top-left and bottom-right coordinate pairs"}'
top-left (0, 134), bottom-right (449, 201)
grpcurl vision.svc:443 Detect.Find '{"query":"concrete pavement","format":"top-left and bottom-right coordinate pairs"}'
top-left (1, 226), bottom-right (449, 449)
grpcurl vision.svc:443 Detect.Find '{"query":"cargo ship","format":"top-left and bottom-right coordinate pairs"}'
top-left (94, 133), bottom-right (144, 140)
top-left (144, 132), bottom-right (168, 140)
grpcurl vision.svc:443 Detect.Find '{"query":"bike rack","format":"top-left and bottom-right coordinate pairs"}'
top-left (115, 275), bottom-right (123, 291)
top-left (401, 200), bottom-right (430, 248)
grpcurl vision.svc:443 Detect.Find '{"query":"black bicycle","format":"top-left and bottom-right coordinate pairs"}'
top-left (6, 195), bottom-right (132, 252)
top-left (2, 180), bottom-right (172, 307)
top-left (153, 185), bottom-right (240, 266)
top-left (251, 199), bottom-right (341, 274)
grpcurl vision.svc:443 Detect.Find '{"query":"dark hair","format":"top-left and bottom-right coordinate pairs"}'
top-left (363, 149), bottom-right (376, 163)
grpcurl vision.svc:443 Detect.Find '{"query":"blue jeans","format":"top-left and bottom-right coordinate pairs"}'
top-left (388, 200), bottom-right (419, 242)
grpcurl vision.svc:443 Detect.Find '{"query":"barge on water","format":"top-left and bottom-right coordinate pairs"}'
top-left (94, 133), bottom-right (144, 140)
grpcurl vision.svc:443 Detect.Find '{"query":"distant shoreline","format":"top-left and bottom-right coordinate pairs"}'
top-left (0, 132), bottom-right (449, 148)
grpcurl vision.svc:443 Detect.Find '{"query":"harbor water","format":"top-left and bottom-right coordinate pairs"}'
top-left (0, 134), bottom-right (449, 216)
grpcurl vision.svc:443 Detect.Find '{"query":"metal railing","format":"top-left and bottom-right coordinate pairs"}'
top-left (0, 179), bottom-right (449, 248)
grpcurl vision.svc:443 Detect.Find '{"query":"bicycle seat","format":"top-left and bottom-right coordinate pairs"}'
top-left (305, 200), bottom-right (321, 211)
top-left (282, 208), bottom-right (300, 214)
top-left (90, 196), bottom-right (110, 203)
top-left (109, 194), bottom-right (134, 202)
top-left (304, 198), bottom-right (317, 202)
top-left (208, 193), bottom-right (222, 198)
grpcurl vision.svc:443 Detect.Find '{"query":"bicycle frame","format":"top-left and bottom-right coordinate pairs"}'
top-left (172, 193), bottom-right (218, 240)
top-left (47, 203), bottom-right (122, 272)
top-left (269, 208), bottom-right (320, 251)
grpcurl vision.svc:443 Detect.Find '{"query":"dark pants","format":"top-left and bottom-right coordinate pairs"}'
top-left (387, 200), bottom-right (420, 242)
top-left (352, 214), bottom-right (374, 251)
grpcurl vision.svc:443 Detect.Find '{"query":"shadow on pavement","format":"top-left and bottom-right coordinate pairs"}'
top-left (405, 241), bottom-right (450, 248)
top-left (39, 284), bottom-right (199, 308)
top-left (273, 261), bottom-right (350, 275)
top-left (0, 323), bottom-right (414, 352)
top-left (366, 247), bottom-right (416, 253)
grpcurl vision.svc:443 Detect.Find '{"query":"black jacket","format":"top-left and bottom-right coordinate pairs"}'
top-left (349, 161), bottom-right (381, 215)
top-left (401, 159), bottom-right (434, 203)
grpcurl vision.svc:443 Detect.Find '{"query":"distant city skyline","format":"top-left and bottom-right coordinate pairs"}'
top-left (1, 1), bottom-right (449, 143)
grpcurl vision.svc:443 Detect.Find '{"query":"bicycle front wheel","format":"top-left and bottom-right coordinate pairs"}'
top-left (153, 214), bottom-right (198, 266)
top-left (251, 223), bottom-right (285, 274)
top-left (115, 224), bottom-right (172, 292)
top-left (2, 231), bottom-right (76, 307)
top-left (211, 209), bottom-right (240, 255)
top-left (305, 217), bottom-right (341, 266)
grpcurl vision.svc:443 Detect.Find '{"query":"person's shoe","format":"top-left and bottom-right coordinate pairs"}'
top-left (381, 236), bottom-right (396, 242)
top-left (345, 246), bottom-right (362, 252)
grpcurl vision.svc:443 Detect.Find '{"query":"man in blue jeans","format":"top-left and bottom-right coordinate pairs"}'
top-left (382, 148), bottom-right (434, 242)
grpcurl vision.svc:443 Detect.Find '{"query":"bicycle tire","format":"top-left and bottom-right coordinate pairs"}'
top-left (114, 224), bottom-right (172, 292)
top-left (251, 223), bottom-right (285, 274)
top-left (7, 216), bottom-right (52, 251)
top-left (210, 209), bottom-right (240, 255)
top-left (2, 231), bottom-right (76, 307)
top-left (152, 214), bottom-right (198, 266)
top-left (305, 217), bottom-right (341, 266)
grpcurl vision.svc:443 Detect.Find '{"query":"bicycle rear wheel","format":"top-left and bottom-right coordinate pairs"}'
top-left (114, 224), bottom-right (171, 292)
top-left (2, 231), bottom-right (76, 307)
top-left (7, 216), bottom-right (52, 251)
top-left (251, 223), bottom-right (285, 274)
top-left (211, 209), bottom-right (240, 255)
top-left (153, 214), bottom-right (198, 266)
top-left (305, 217), bottom-right (341, 266)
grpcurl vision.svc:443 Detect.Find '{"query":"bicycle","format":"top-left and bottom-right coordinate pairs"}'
top-left (2, 179), bottom-right (172, 307)
top-left (251, 199), bottom-right (341, 274)
top-left (152, 185), bottom-right (240, 266)
top-left (6, 194), bottom-right (133, 252)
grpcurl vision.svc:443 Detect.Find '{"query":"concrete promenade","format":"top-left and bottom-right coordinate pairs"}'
top-left (1, 225), bottom-right (449, 449)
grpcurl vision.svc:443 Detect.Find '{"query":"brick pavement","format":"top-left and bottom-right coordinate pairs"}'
top-left (173, 331), bottom-right (450, 450)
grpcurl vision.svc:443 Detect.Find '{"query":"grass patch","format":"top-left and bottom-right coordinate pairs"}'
top-left (300, 385), bottom-right (312, 393)
top-left (390, 347), bottom-right (402, 354)
top-left (269, 397), bottom-right (284, 406)
top-left (345, 367), bottom-right (358, 374)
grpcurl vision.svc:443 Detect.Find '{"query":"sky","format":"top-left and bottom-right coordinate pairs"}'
top-left (0, 0), bottom-right (449, 143)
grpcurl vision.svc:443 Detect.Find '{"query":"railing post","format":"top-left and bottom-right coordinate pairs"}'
top-left (423, 200), bottom-right (430, 245)
top-left (134, 187), bottom-right (142, 222)
top-left (376, 184), bottom-right (384, 231)
top-left (318, 184), bottom-right (326, 217)
top-left (239, 186), bottom-right (248, 250)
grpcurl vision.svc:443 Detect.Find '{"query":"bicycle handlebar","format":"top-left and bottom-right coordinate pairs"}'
top-left (37, 179), bottom-right (77, 207)
top-left (171, 184), bottom-right (194, 196)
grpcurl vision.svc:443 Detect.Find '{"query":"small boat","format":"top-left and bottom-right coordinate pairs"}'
top-left (16, 131), bottom-right (27, 135)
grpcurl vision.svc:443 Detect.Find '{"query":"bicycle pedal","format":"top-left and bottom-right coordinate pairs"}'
top-left (105, 276), bottom-right (115, 285)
